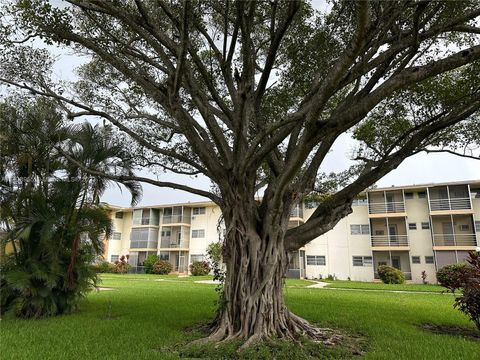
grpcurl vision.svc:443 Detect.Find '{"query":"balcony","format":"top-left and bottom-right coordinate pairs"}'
top-left (429, 197), bottom-right (472, 212)
top-left (160, 236), bottom-right (190, 249)
top-left (371, 235), bottom-right (409, 248)
top-left (432, 234), bottom-right (477, 248)
top-left (162, 215), bottom-right (191, 224)
top-left (369, 201), bottom-right (405, 214)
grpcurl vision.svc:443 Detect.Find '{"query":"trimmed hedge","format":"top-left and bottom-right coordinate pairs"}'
top-left (436, 263), bottom-right (466, 292)
top-left (377, 265), bottom-right (405, 284)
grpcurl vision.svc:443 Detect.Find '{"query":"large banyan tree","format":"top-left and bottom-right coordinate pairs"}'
top-left (1, 0), bottom-right (480, 345)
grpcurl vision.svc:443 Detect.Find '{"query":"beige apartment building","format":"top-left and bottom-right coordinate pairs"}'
top-left (104, 180), bottom-right (480, 284)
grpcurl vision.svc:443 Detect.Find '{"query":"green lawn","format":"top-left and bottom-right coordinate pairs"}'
top-left (322, 280), bottom-right (444, 293)
top-left (1, 274), bottom-right (478, 359)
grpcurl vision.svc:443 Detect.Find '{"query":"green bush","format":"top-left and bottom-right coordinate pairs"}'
top-left (190, 261), bottom-right (211, 276)
top-left (377, 265), bottom-right (405, 284)
top-left (144, 254), bottom-right (159, 274)
top-left (113, 255), bottom-right (131, 274)
top-left (95, 261), bottom-right (116, 273)
top-left (436, 263), bottom-right (466, 292)
top-left (152, 260), bottom-right (172, 275)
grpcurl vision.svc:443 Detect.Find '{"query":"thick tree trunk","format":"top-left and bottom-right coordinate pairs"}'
top-left (204, 203), bottom-right (326, 348)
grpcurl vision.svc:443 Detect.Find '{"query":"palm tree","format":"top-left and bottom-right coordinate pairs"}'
top-left (0, 96), bottom-right (142, 318)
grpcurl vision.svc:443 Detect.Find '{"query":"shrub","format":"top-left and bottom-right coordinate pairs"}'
top-left (190, 261), bottom-right (211, 276)
top-left (377, 265), bottom-right (405, 284)
top-left (439, 252), bottom-right (480, 332)
top-left (114, 255), bottom-right (131, 274)
top-left (95, 261), bottom-right (116, 273)
top-left (436, 263), bottom-right (468, 292)
top-left (144, 254), bottom-right (159, 274)
top-left (152, 260), bottom-right (172, 275)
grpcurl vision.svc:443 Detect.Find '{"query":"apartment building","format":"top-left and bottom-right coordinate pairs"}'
top-left (104, 180), bottom-right (480, 284)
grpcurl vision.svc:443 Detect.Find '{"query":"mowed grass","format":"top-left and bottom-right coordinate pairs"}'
top-left (323, 280), bottom-right (444, 293)
top-left (0, 274), bottom-right (478, 359)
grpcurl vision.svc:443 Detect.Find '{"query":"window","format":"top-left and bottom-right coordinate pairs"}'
top-left (112, 232), bottom-right (122, 240)
top-left (159, 252), bottom-right (169, 260)
top-left (352, 197), bottom-right (368, 206)
top-left (350, 224), bottom-right (370, 235)
top-left (405, 192), bottom-right (414, 199)
top-left (110, 255), bottom-right (119, 263)
top-left (161, 230), bottom-right (171, 237)
top-left (306, 255), bottom-right (326, 266)
top-left (192, 229), bottom-right (205, 238)
top-left (459, 224), bottom-right (470, 231)
top-left (411, 256), bottom-right (421, 264)
top-left (421, 222), bottom-right (430, 230)
top-left (408, 223), bottom-right (417, 230)
top-left (417, 191), bottom-right (426, 198)
top-left (191, 254), bottom-right (206, 263)
top-left (352, 256), bottom-right (373, 267)
top-left (476, 221), bottom-right (480, 232)
top-left (115, 212), bottom-right (124, 219)
top-left (192, 207), bottom-right (206, 215)
top-left (425, 256), bottom-right (434, 264)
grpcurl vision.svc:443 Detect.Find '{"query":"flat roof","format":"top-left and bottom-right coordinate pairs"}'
top-left (368, 179), bottom-right (480, 192)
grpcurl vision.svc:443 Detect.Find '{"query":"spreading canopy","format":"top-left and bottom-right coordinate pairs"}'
top-left (1, 0), bottom-right (480, 251)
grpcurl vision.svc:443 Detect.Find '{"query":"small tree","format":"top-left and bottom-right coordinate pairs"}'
top-left (144, 254), bottom-right (159, 274)
top-left (190, 261), bottom-right (211, 276)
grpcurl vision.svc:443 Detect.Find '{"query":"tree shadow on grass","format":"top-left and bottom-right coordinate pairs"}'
top-left (419, 323), bottom-right (480, 342)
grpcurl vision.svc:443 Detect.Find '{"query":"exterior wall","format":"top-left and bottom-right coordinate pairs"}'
top-left (103, 180), bottom-right (480, 282)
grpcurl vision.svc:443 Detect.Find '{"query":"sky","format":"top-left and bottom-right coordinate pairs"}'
top-left (9, 1), bottom-right (480, 207)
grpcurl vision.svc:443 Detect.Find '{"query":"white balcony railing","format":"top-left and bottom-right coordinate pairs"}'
top-left (162, 215), bottom-right (191, 224)
top-left (432, 233), bottom-right (477, 247)
top-left (371, 235), bottom-right (409, 247)
top-left (368, 201), bottom-right (405, 214)
top-left (429, 197), bottom-right (471, 211)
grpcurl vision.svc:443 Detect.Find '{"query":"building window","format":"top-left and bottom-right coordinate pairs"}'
top-left (192, 229), bottom-right (205, 238)
top-left (425, 256), bottom-right (434, 264)
top-left (352, 197), bottom-right (368, 206)
top-left (350, 224), bottom-right (370, 235)
top-left (408, 223), bottom-right (417, 230)
top-left (417, 191), bottom-right (426, 198)
top-left (459, 224), bottom-right (470, 231)
top-left (353, 256), bottom-right (373, 267)
top-left (411, 256), bottom-right (421, 264)
top-left (115, 212), bottom-right (124, 219)
top-left (110, 255), bottom-right (119, 263)
top-left (112, 232), bottom-right (122, 240)
top-left (192, 207), bottom-right (206, 215)
top-left (421, 222), bottom-right (430, 230)
top-left (159, 252), bottom-right (169, 260)
top-left (404, 192), bottom-right (414, 199)
top-left (306, 255), bottom-right (326, 266)
top-left (190, 254), bottom-right (206, 263)
top-left (475, 221), bottom-right (480, 232)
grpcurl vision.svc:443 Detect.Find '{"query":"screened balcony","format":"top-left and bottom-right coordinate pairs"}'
top-left (162, 206), bottom-right (191, 224)
top-left (159, 226), bottom-right (190, 249)
top-left (370, 217), bottom-right (409, 247)
top-left (132, 208), bottom-right (160, 226)
top-left (428, 185), bottom-right (472, 212)
top-left (368, 190), bottom-right (405, 215)
top-left (373, 251), bottom-right (412, 280)
top-left (431, 214), bottom-right (477, 247)
top-left (129, 227), bottom-right (159, 249)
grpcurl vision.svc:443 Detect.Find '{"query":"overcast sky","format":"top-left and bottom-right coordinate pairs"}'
top-left (17, 1), bottom-right (480, 207)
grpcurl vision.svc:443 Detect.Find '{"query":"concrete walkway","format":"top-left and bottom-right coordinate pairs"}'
top-left (306, 281), bottom-right (330, 288)
top-left (194, 279), bottom-right (222, 285)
